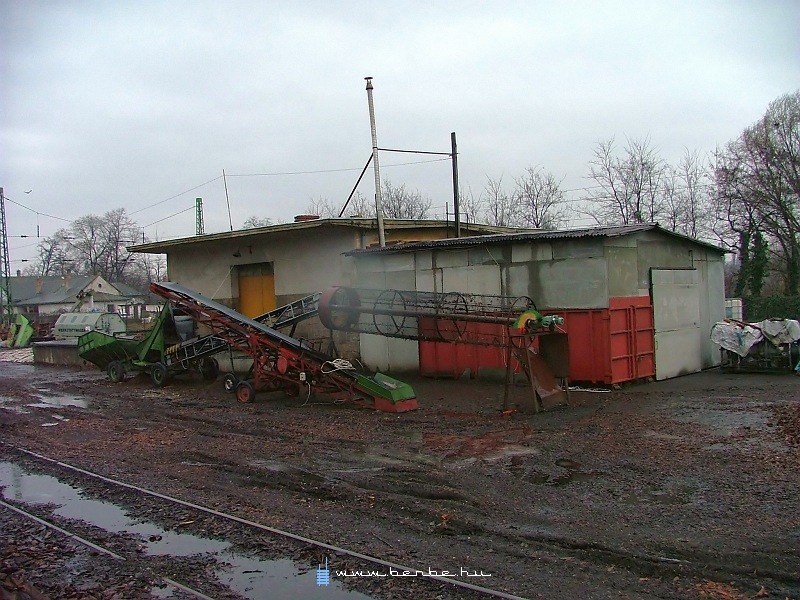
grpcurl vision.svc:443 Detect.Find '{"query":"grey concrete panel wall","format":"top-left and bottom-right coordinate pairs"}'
top-left (355, 254), bottom-right (387, 274)
top-left (415, 269), bottom-right (438, 293)
top-left (702, 258), bottom-right (726, 367)
top-left (387, 270), bottom-right (417, 291)
top-left (414, 251), bottom-right (433, 272)
top-left (507, 265), bottom-right (531, 300)
top-left (357, 271), bottom-right (388, 290)
top-left (434, 250), bottom-right (469, 268)
top-left (552, 238), bottom-right (604, 259)
top-left (359, 333), bottom-right (419, 373)
top-left (355, 268), bottom-right (415, 291)
top-left (533, 258), bottom-right (608, 309)
top-left (605, 246), bottom-right (639, 297)
top-left (512, 243), bottom-right (553, 263)
top-left (469, 245), bottom-right (509, 266)
top-left (441, 265), bottom-right (502, 295)
top-left (636, 240), bottom-right (695, 289)
top-left (382, 254), bottom-right (416, 272)
top-left (340, 255), bottom-right (357, 287)
top-left (651, 268), bottom-right (703, 380)
top-left (651, 269), bottom-right (700, 331)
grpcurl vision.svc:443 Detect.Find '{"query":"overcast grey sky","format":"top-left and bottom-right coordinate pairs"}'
top-left (1, 0), bottom-right (798, 265)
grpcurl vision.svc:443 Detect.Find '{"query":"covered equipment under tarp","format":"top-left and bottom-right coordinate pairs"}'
top-left (711, 318), bottom-right (800, 373)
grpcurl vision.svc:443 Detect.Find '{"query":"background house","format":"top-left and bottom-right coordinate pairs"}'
top-left (9, 274), bottom-right (154, 318)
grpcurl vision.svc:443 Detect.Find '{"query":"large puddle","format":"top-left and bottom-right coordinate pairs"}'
top-left (0, 461), bottom-right (372, 599)
top-left (28, 393), bottom-right (89, 409)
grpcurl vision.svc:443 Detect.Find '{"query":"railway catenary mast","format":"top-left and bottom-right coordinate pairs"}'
top-left (0, 188), bottom-right (13, 325)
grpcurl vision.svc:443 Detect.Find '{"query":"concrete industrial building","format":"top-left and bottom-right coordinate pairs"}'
top-left (130, 217), bottom-right (514, 316)
top-left (344, 223), bottom-right (727, 382)
top-left (131, 220), bottom-right (726, 384)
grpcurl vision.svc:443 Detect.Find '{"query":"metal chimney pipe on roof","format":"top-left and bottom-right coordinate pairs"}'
top-left (365, 77), bottom-right (386, 247)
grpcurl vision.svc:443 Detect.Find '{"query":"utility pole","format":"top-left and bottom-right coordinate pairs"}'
top-left (451, 132), bottom-right (461, 238)
top-left (0, 188), bottom-right (12, 325)
top-left (223, 169), bottom-right (233, 231)
top-left (365, 77), bottom-right (386, 247)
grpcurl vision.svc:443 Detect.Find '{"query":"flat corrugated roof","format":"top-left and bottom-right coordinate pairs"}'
top-left (128, 218), bottom-right (519, 253)
top-left (344, 223), bottom-right (728, 255)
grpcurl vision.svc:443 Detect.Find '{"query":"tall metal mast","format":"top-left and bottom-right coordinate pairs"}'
top-left (0, 188), bottom-right (13, 324)
top-left (196, 197), bottom-right (204, 235)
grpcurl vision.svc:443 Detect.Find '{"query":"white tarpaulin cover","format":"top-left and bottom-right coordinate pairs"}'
top-left (711, 319), bottom-right (800, 357)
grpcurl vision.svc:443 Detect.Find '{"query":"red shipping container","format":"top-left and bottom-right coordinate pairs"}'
top-left (418, 296), bottom-right (654, 385)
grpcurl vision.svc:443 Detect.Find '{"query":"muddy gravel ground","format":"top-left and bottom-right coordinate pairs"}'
top-left (0, 349), bottom-right (798, 600)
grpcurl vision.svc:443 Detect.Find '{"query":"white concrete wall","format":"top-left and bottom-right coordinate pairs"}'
top-left (166, 229), bottom-right (361, 304)
top-left (702, 253), bottom-right (726, 367)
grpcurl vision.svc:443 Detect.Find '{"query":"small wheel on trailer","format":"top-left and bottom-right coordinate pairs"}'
top-left (236, 381), bottom-right (256, 403)
top-left (107, 361), bottom-right (125, 383)
top-left (200, 357), bottom-right (220, 381)
top-left (151, 362), bottom-right (169, 388)
top-left (223, 372), bottom-right (239, 393)
top-left (284, 383), bottom-right (300, 398)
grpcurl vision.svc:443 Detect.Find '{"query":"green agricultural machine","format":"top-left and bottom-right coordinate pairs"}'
top-left (78, 303), bottom-right (225, 386)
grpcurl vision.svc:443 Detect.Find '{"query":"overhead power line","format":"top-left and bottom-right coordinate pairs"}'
top-left (3, 195), bottom-right (72, 222)
top-left (225, 157), bottom-right (451, 178)
top-left (142, 205), bottom-right (195, 228)
top-left (129, 176), bottom-right (223, 215)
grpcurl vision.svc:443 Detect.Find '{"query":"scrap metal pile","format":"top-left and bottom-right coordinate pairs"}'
top-left (711, 318), bottom-right (800, 373)
top-left (318, 286), bottom-right (563, 344)
top-left (319, 286), bottom-right (568, 411)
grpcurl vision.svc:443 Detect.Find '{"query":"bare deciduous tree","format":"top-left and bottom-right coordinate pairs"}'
top-left (512, 167), bottom-right (568, 229)
top-left (242, 215), bottom-right (274, 229)
top-left (714, 90), bottom-right (800, 295)
top-left (380, 179), bottom-right (432, 219)
top-left (662, 148), bottom-right (714, 239)
top-left (28, 209), bottom-right (160, 291)
top-left (24, 235), bottom-right (71, 276)
top-left (457, 185), bottom-right (483, 225)
top-left (481, 175), bottom-right (515, 227)
top-left (304, 197), bottom-right (338, 218)
top-left (585, 136), bottom-right (667, 225)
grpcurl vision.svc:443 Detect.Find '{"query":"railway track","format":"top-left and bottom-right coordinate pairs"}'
top-left (0, 444), bottom-right (531, 600)
top-left (0, 498), bottom-right (216, 600)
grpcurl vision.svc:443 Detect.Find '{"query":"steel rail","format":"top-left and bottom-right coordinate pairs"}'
top-left (0, 498), bottom-right (123, 559)
top-left (0, 497), bottom-right (216, 600)
top-left (11, 445), bottom-right (532, 600)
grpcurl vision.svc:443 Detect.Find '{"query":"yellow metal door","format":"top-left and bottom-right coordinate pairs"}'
top-left (238, 264), bottom-right (276, 318)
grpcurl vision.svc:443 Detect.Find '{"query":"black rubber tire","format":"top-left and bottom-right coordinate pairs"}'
top-left (223, 372), bottom-right (238, 393)
top-left (151, 362), bottom-right (169, 388)
top-left (200, 357), bottom-right (220, 381)
top-left (236, 380), bottom-right (255, 403)
top-left (107, 361), bottom-right (125, 383)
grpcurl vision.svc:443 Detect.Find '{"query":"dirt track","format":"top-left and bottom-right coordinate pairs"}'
top-left (1, 350), bottom-right (798, 599)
